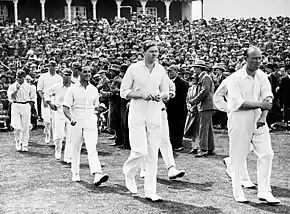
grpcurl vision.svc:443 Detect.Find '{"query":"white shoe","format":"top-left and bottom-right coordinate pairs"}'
top-left (55, 150), bottom-right (61, 160)
top-left (125, 176), bottom-right (137, 194)
top-left (94, 173), bottom-right (109, 187)
top-left (145, 194), bottom-right (163, 202)
top-left (21, 146), bottom-right (28, 152)
top-left (168, 167), bottom-right (185, 180)
top-left (258, 192), bottom-right (281, 204)
top-left (45, 135), bottom-right (50, 144)
top-left (140, 169), bottom-right (145, 178)
top-left (15, 141), bottom-right (22, 151)
top-left (72, 173), bottom-right (80, 182)
top-left (233, 187), bottom-right (248, 203)
top-left (241, 181), bottom-right (256, 189)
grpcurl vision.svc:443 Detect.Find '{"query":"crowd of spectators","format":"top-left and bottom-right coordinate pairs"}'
top-left (1, 14), bottom-right (290, 133)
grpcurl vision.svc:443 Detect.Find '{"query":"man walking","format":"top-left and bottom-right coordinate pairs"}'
top-left (63, 66), bottom-right (109, 186)
top-left (45, 68), bottom-right (73, 163)
top-left (8, 70), bottom-right (36, 152)
top-left (227, 47), bottom-right (280, 204)
top-left (120, 41), bottom-right (169, 202)
top-left (37, 60), bottom-right (62, 144)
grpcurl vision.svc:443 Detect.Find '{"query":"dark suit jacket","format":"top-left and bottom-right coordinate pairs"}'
top-left (166, 76), bottom-right (189, 117)
top-left (279, 76), bottom-right (290, 104)
top-left (190, 71), bottom-right (214, 112)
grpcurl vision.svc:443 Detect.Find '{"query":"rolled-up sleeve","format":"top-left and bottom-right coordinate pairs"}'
top-left (227, 78), bottom-right (245, 112)
top-left (120, 65), bottom-right (133, 99)
top-left (93, 88), bottom-right (100, 108)
top-left (213, 81), bottom-right (228, 112)
top-left (159, 72), bottom-right (169, 99)
top-left (63, 87), bottom-right (73, 108)
top-left (260, 73), bottom-right (273, 100)
top-left (37, 75), bottom-right (44, 92)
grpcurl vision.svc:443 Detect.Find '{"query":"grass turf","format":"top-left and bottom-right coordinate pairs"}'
top-left (0, 128), bottom-right (289, 214)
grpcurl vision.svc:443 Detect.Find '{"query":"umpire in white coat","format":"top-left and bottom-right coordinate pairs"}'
top-left (120, 41), bottom-right (169, 202)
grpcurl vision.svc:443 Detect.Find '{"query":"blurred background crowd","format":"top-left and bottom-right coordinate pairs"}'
top-left (0, 14), bottom-right (290, 147)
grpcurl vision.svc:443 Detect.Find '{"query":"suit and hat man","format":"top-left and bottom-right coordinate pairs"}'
top-left (188, 60), bottom-right (215, 157)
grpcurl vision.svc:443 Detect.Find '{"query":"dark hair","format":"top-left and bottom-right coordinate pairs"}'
top-left (143, 40), bottom-right (157, 52)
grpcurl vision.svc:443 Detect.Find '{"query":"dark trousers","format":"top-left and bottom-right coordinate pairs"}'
top-left (283, 103), bottom-right (290, 123)
top-left (118, 99), bottom-right (129, 146)
top-left (197, 110), bottom-right (215, 151)
top-left (168, 112), bottom-right (185, 149)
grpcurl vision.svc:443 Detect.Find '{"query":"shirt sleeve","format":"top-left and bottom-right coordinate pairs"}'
top-left (37, 75), bottom-right (44, 92)
top-left (93, 87), bottom-right (100, 107)
top-left (30, 85), bottom-right (37, 103)
top-left (120, 65), bottom-right (134, 99)
top-left (260, 72), bottom-right (273, 100)
top-left (159, 71), bottom-right (170, 98)
top-left (213, 80), bottom-right (228, 112)
top-left (7, 84), bottom-right (15, 102)
top-left (168, 77), bottom-right (176, 98)
top-left (227, 77), bottom-right (245, 112)
top-left (63, 87), bottom-right (74, 108)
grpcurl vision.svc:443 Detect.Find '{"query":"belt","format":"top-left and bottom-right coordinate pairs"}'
top-left (13, 101), bottom-right (30, 104)
top-left (161, 108), bottom-right (166, 111)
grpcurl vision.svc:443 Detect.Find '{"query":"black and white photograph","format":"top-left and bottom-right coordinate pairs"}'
top-left (0, 0), bottom-right (289, 213)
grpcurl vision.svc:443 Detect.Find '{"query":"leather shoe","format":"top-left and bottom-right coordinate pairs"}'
top-left (174, 147), bottom-right (184, 152)
top-left (195, 151), bottom-right (207, 158)
top-left (188, 148), bottom-right (198, 154)
top-left (110, 143), bottom-right (118, 147)
top-left (206, 151), bottom-right (215, 156)
top-left (258, 192), bottom-right (280, 204)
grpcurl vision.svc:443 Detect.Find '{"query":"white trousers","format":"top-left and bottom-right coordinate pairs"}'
top-left (140, 110), bottom-right (176, 171)
top-left (228, 110), bottom-right (274, 196)
top-left (41, 102), bottom-right (55, 138)
top-left (70, 121), bottom-right (102, 175)
top-left (54, 111), bottom-right (71, 160)
top-left (11, 103), bottom-right (31, 147)
top-left (123, 121), bottom-right (162, 195)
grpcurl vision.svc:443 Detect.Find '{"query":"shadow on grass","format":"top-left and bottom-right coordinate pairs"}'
top-left (133, 196), bottom-right (221, 214)
top-left (206, 154), bottom-right (228, 161)
top-left (272, 186), bottom-right (290, 198)
top-left (78, 181), bottom-right (221, 214)
top-left (157, 178), bottom-right (214, 192)
top-left (19, 150), bottom-right (52, 158)
top-left (29, 141), bottom-right (50, 148)
top-left (246, 201), bottom-right (290, 214)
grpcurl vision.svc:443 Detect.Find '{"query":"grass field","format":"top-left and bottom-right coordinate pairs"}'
top-left (0, 128), bottom-right (289, 214)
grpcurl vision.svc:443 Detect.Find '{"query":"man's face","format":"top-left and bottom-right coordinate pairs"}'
top-left (72, 67), bottom-right (80, 76)
top-left (247, 49), bottom-right (262, 71)
top-left (167, 69), bottom-right (177, 79)
top-left (144, 46), bottom-right (159, 63)
top-left (16, 76), bottom-right (25, 84)
top-left (80, 69), bottom-right (91, 82)
top-left (194, 67), bottom-right (202, 77)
